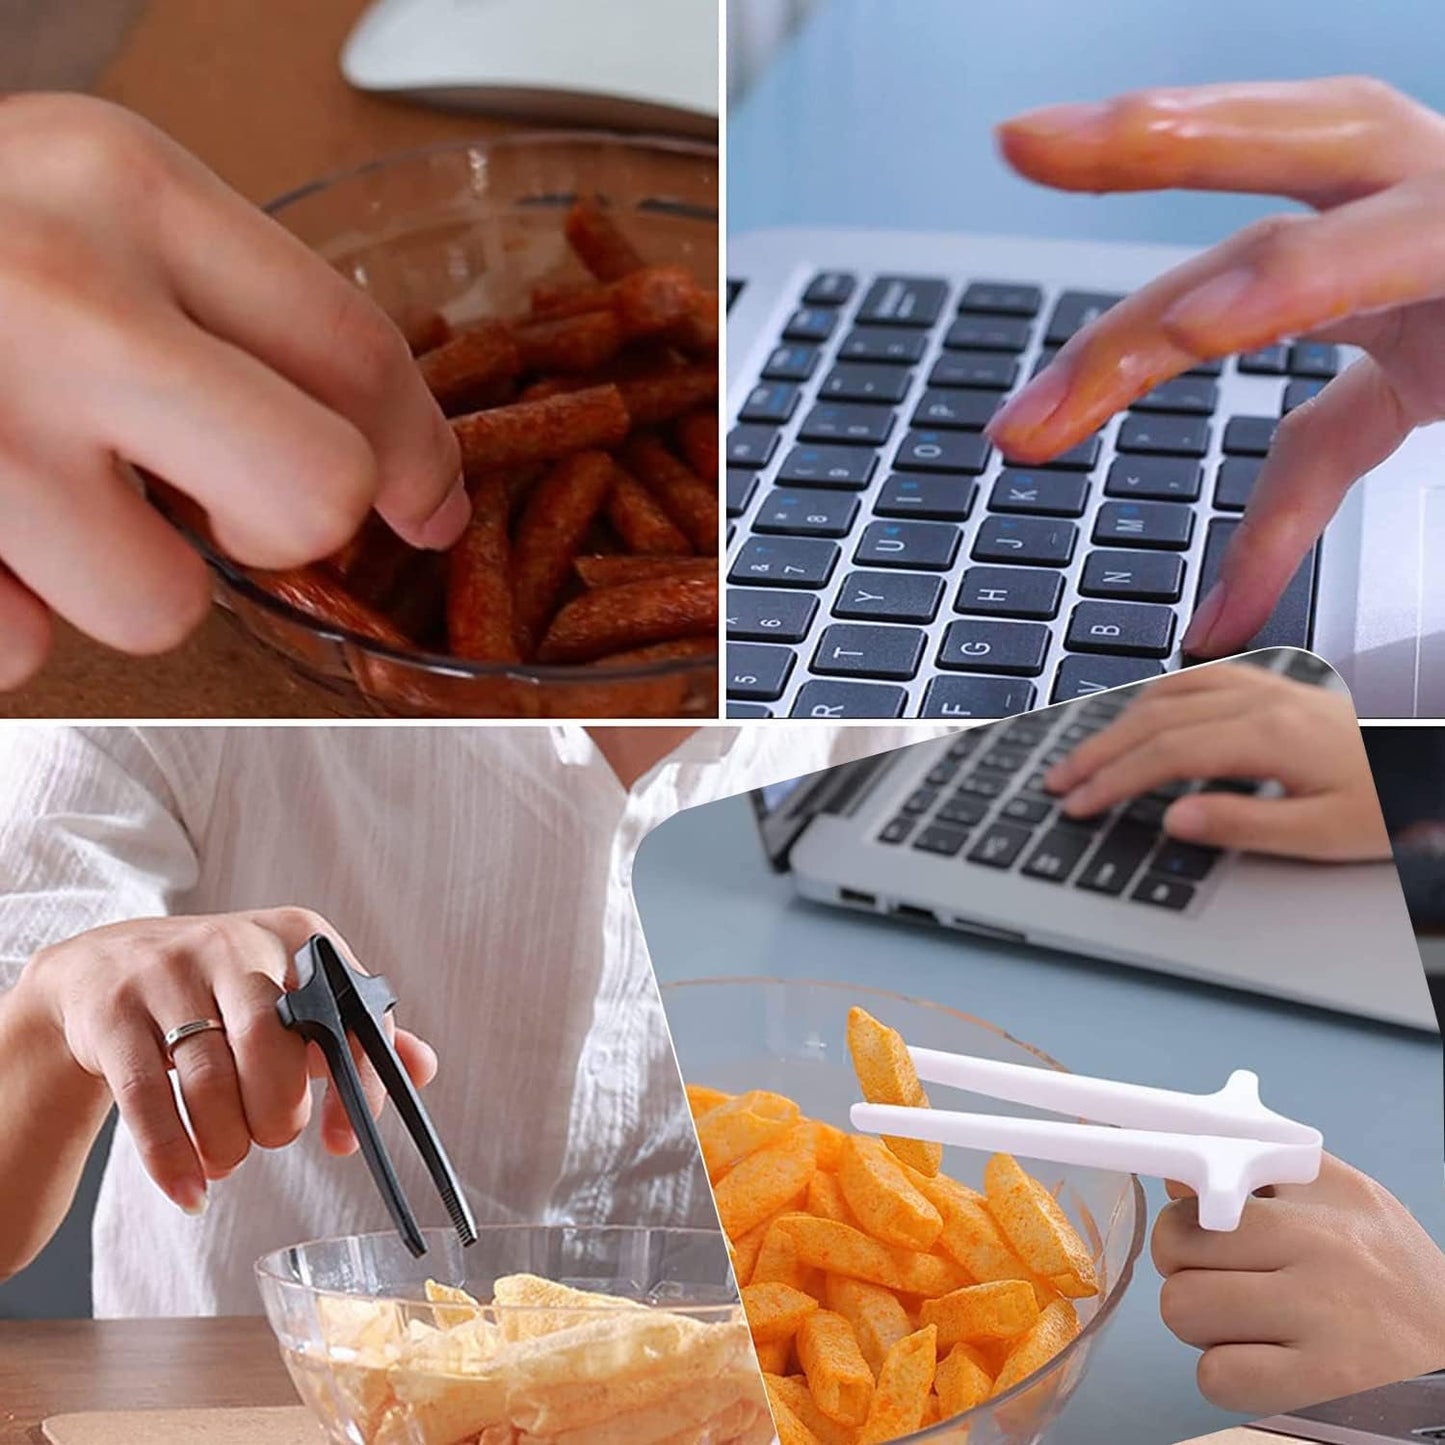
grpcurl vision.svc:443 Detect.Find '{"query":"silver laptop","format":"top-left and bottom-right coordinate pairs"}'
top-left (726, 227), bottom-right (1445, 719)
top-left (751, 651), bottom-right (1436, 1032)
top-left (1251, 1375), bottom-right (1445, 1444)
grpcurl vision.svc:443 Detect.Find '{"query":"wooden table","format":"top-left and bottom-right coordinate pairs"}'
top-left (0, 1318), bottom-right (296, 1443)
top-left (0, 0), bottom-right (513, 718)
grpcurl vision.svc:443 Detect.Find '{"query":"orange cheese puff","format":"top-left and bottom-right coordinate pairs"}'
top-left (796, 1311), bottom-right (875, 1427)
top-left (836, 1136), bottom-right (943, 1251)
top-left (935, 1341), bottom-right (993, 1420)
top-left (856, 1325), bottom-right (937, 1444)
top-left (765, 1375), bottom-right (854, 1445)
top-left (446, 475), bottom-right (519, 662)
top-left (763, 1381), bottom-right (824, 1445)
top-left (743, 1282), bottom-right (820, 1345)
top-left (805, 1172), bottom-right (852, 1225)
top-left (686, 1084), bottom-right (731, 1119)
top-left (983, 1155), bottom-right (1099, 1300)
top-left (606, 464), bottom-right (694, 554)
top-left (452, 385), bottom-right (631, 476)
top-left (846, 1007), bottom-right (943, 1177)
top-left (565, 195), bottom-right (646, 281)
top-left (825, 1276), bottom-right (912, 1380)
top-left (536, 574), bottom-right (717, 664)
top-left (713, 1125), bottom-right (819, 1239)
top-left (753, 1339), bottom-right (794, 1377)
top-left (919, 1280), bottom-right (1040, 1350)
top-left (419, 319), bottom-right (521, 413)
top-left (991, 1299), bottom-right (1081, 1397)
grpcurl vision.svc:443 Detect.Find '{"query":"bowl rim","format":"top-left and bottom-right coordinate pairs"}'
top-left (658, 975), bottom-right (1150, 1437)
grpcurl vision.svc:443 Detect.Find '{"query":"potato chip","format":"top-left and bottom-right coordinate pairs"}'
top-left (846, 1007), bottom-right (942, 1177)
top-left (837, 1136), bottom-right (943, 1250)
top-left (935, 1340), bottom-right (993, 1420)
top-left (992, 1299), bottom-right (1081, 1397)
top-left (742, 1281), bottom-right (821, 1344)
top-left (714, 1122), bottom-right (819, 1238)
top-left (765, 1373), bottom-right (857, 1445)
top-left (919, 1280), bottom-right (1039, 1349)
top-left (492, 1273), bottom-right (644, 1342)
top-left (424, 1279), bottom-right (486, 1331)
top-left (824, 1275), bottom-right (912, 1379)
top-left (797, 1310), bottom-right (875, 1427)
top-left (856, 1324), bottom-right (937, 1445)
top-left (983, 1155), bottom-right (1099, 1299)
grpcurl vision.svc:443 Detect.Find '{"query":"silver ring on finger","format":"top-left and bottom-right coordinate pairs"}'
top-left (163, 1018), bottom-right (227, 1060)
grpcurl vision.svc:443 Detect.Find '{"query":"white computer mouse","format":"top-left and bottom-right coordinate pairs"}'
top-left (342, 0), bottom-right (719, 136)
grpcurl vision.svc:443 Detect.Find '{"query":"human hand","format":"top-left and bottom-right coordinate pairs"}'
top-left (988, 77), bottom-right (1445, 656)
top-left (0, 93), bottom-right (468, 690)
top-left (1043, 662), bottom-right (1391, 861)
top-left (15, 907), bottom-right (438, 1215)
top-left (1153, 1153), bottom-right (1445, 1414)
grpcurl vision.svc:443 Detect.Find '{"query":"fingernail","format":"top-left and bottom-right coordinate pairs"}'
top-left (175, 1180), bottom-right (209, 1217)
top-left (1043, 761), bottom-right (1072, 793)
top-left (1162, 268), bottom-right (1258, 341)
top-left (1165, 797), bottom-right (1208, 839)
top-left (986, 360), bottom-right (1073, 447)
top-left (1061, 784), bottom-right (1095, 816)
top-left (415, 476), bottom-right (471, 551)
top-left (1002, 101), bottom-right (1111, 141)
top-left (1182, 581), bottom-right (1227, 656)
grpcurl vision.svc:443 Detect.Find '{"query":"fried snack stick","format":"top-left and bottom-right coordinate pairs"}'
top-left (592, 635), bottom-right (716, 668)
top-left (622, 433), bottom-right (719, 553)
top-left (675, 408), bottom-right (720, 480)
top-left (607, 463), bottom-right (694, 554)
top-left (618, 364), bottom-right (719, 427)
top-left (401, 310), bottom-right (454, 358)
top-left (514, 310), bottom-right (624, 374)
top-left (447, 475), bottom-right (520, 663)
top-left (452, 385), bottom-right (631, 477)
top-left (575, 555), bottom-right (711, 589)
top-left (510, 451), bottom-right (616, 655)
top-left (529, 266), bottom-right (704, 340)
top-left (565, 195), bottom-right (646, 281)
top-left (536, 574), bottom-right (717, 664)
top-left (420, 320), bottom-right (522, 414)
top-left (248, 566), bottom-right (411, 649)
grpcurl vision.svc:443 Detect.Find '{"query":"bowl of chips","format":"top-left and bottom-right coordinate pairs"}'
top-left (661, 978), bottom-right (1147, 1445)
top-left (155, 132), bottom-right (718, 718)
top-left (255, 1223), bottom-right (769, 1444)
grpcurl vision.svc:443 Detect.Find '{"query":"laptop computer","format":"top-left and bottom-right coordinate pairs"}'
top-left (725, 227), bottom-right (1445, 719)
top-left (750, 650), bottom-right (1436, 1032)
top-left (1250, 1375), bottom-right (1445, 1443)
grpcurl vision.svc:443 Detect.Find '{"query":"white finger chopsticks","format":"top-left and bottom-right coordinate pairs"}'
top-left (850, 1047), bottom-right (1322, 1231)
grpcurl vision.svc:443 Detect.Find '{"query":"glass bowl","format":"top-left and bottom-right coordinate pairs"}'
top-left (178, 132), bottom-right (718, 718)
top-left (659, 978), bottom-right (1148, 1445)
top-left (255, 1224), bottom-right (767, 1445)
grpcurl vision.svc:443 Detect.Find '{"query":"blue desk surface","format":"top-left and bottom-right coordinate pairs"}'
top-left (730, 0), bottom-right (1445, 245)
top-left (635, 794), bottom-right (1445, 1445)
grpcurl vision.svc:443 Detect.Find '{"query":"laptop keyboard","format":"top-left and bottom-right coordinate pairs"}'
top-left (869, 649), bottom-right (1336, 911)
top-left (726, 271), bottom-right (1333, 719)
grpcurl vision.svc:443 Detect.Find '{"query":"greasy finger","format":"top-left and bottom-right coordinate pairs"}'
top-left (1183, 359), bottom-right (1412, 658)
top-left (1160, 1268), bottom-right (1299, 1349)
top-left (0, 563), bottom-right (52, 690)
top-left (1152, 1195), bottom-right (1293, 1276)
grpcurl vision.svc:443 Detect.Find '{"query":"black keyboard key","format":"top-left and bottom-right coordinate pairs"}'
top-left (803, 271), bottom-right (856, 306)
top-left (926, 759), bottom-right (963, 787)
top-left (1051, 655), bottom-right (1165, 701)
top-left (762, 343), bottom-right (821, 381)
top-left (912, 388), bottom-right (1004, 430)
top-left (1037, 434), bottom-right (1104, 472)
top-left (968, 822), bottom-right (1033, 868)
top-left (914, 824), bottom-right (971, 857)
top-left (834, 570), bottom-right (944, 623)
top-left (1283, 378), bottom-right (1326, 414)
top-left (1117, 415), bottom-right (1210, 457)
top-left (1131, 377), bottom-right (1220, 415)
top-left (973, 515), bottom-right (1078, 566)
top-left (956, 566), bottom-right (1063, 620)
top-left (879, 815), bottom-right (915, 844)
top-left (855, 519), bottom-right (961, 571)
top-left (1105, 457), bottom-right (1203, 502)
top-left (726, 643), bottom-right (794, 701)
top-left (727, 425), bottom-right (779, 468)
top-left (739, 381), bottom-right (801, 425)
top-left (726, 469), bottom-right (759, 517)
top-left (1188, 359), bottom-right (1224, 376)
top-left (1123, 795), bottom-right (1168, 828)
top-left (812, 624), bottom-right (926, 680)
top-left (726, 589), bottom-right (817, 642)
top-left (1093, 500), bottom-right (1194, 550)
top-left (1237, 344), bottom-right (1289, 375)
top-left (754, 488), bottom-right (860, 538)
top-left (1079, 550), bottom-right (1185, 603)
top-left (727, 702), bottom-right (772, 718)
top-left (1152, 840), bottom-right (1220, 881)
top-left (1076, 822), bottom-right (1155, 896)
top-left (989, 470), bottom-right (1088, 517)
top-left (959, 281), bottom-right (1042, 316)
top-left (729, 536), bottom-right (838, 588)
top-left (930, 351), bottom-right (1020, 390)
top-left (821, 363), bottom-right (913, 405)
top-left (790, 679), bottom-right (907, 718)
top-left (1288, 342), bottom-right (1339, 379)
top-left (921, 676), bottom-right (1036, 719)
top-left (1046, 291), bottom-right (1123, 345)
top-left (1223, 416), bottom-right (1278, 456)
top-left (1001, 795), bottom-right (1052, 825)
top-left (1214, 458), bottom-right (1261, 512)
top-left (903, 788), bottom-right (938, 814)
top-left (799, 402), bottom-right (895, 447)
top-left (1194, 518), bottom-right (1315, 650)
top-left (875, 474), bottom-right (976, 521)
top-left (778, 444), bottom-right (878, 490)
top-left (1131, 875), bottom-right (1195, 910)
top-left (1065, 601), bottom-right (1177, 658)
top-left (894, 430), bottom-right (992, 474)
top-left (1021, 825), bottom-right (1094, 882)
top-left (784, 307), bottom-right (837, 342)
top-left (1202, 778), bottom-right (1260, 795)
top-left (939, 620), bottom-right (1050, 675)
top-left (1001, 718), bottom-right (1049, 746)
top-left (839, 327), bottom-right (928, 364)
top-left (944, 316), bottom-right (1032, 352)
top-left (981, 746), bottom-right (1029, 773)
top-left (939, 792), bottom-right (991, 825)
top-left (859, 275), bottom-right (949, 327)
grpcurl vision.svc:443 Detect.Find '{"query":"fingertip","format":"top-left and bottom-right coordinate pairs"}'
top-left (1163, 796), bottom-right (1210, 840)
top-left (0, 572), bottom-right (53, 691)
top-left (391, 474), bottom-right (471, 551)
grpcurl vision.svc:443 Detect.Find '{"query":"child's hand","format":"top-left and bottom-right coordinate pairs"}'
top-left (16, 907), bottom-right (438, 1214)
top-left (0, 94), bottom-right (468, 690)
top-left (989, 77), bottom-right (1445, 657)
top-left (1153, 1153), bottom-right (1445, 1414)
top-left (1043, 662), bottom-right (1390, 861)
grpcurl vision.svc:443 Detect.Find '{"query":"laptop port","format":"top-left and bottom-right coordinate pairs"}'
top-left (839, 887), bottom-right (877, 908)
top-left (892, 903), bottom-right (938, 924)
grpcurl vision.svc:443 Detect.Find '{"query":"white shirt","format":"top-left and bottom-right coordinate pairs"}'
top-left (0, 723), bottom-right (939, 1317)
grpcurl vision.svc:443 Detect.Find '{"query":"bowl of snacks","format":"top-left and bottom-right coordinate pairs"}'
top-left (255, 1223), bottom-right (769, 1444)
top-left (154, 132), bottom-right (718, 717)
top-left (661, 978), bottom-right (1147, 1445)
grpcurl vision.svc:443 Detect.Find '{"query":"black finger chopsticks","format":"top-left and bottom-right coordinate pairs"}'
top-left (277, 934), bottom-right (477, 1258)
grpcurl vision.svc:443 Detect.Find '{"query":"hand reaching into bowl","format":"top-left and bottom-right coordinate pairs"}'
top-left (0, 907), bottom-right (437, 1282)
top-left (1043, 661), bottom-right (1390, 861)
top-left (0, 94), bottom-right (467, 691)
top-left (988, 77), bottom-right (1445, 657)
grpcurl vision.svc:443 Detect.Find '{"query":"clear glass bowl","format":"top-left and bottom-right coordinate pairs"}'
top-left (255, 1224), bottom-right (764, 1444)
top-left (659, 978), bottom-right (1148, 1445)
top-left (178, 132), bottom-right (718, 718)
